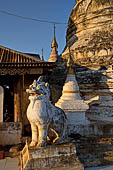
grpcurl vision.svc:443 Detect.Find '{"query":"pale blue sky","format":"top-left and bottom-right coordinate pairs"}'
top-left (0, 1), bottom-right (75, 60)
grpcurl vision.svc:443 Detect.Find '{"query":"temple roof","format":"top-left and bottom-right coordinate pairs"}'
top-left (0, 45), bottom-right (41, 63)
top-left (0, 45), bottom-right (55, 75)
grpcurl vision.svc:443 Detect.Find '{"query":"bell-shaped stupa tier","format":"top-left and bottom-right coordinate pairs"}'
top-left (56, 74), bottom-right (88, 111)
top-left (55, 68), bottom-right (89, 126)
top-left (62, 0), bottom-right (113, 61)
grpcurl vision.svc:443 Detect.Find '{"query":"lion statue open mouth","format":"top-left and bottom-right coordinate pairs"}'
top-left (26, 76), bottom-right (67, 147)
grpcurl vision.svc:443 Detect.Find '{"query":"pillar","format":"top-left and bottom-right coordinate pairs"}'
top-left (14, 76), bottom-right (23, 122)
top-left (0, 86), bottom-right (4, 122)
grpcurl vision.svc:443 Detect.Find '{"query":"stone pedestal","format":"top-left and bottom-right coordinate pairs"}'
top-left (20, 143), bottom-right (84, 170)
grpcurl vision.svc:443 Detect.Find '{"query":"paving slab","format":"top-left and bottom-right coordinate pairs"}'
top-left (85, 165), bottom-right (113, 170)
top-left (0, 159), bottom-right (6, 170)
top-left (0, 158), bottom-right (18, 170)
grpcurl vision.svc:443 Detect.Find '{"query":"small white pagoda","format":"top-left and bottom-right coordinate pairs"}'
top-left (55, 49), bottom-right (89, 133)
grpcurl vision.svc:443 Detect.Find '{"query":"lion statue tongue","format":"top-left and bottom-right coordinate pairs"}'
top-left (26, 76), bottom-right (67, 148)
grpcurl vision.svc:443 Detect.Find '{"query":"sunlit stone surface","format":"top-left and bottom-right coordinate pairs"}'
top-left (63, 0), bottom-right (113, 59)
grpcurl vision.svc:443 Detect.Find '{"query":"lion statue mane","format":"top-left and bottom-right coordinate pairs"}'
top-left (26, 76), bottom-right (67, 147)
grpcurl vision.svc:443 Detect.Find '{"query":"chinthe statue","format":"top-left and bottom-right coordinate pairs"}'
top-left (26, 77), bottom-right (67, 148)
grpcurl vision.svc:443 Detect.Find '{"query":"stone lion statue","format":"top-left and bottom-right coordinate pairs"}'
top-left (26, 77), bottom-right (67, 147)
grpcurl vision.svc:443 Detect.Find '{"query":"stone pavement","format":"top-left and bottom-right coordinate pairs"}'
top-left (0, 157), bottom-right (18, 170)
top-left (0, 157), bottom-right (113, 170)
top-left (85, 165), bottom-right (113, 170)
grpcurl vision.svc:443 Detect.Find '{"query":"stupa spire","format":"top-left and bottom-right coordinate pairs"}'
top-left (48, 24), bottom-right (58, 62)
top-left (51, 24), bottom-right (58, 48)
top-left (41, 48), bottom-right (44, 61)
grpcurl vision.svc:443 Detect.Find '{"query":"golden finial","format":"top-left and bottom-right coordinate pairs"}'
top-left (76, 0), bottom-right (80, 3)
top-left (41, 48), bottom-right (44, 61)
top-left (51, 24), bottom-right (58, 48)
top-left (67, 46), bottom-right (75, 74)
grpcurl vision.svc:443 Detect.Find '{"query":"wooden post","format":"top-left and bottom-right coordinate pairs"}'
top-left (14, 76), bottom-right (23, 122)
top-left (0, 86), bottom-right (4, 122)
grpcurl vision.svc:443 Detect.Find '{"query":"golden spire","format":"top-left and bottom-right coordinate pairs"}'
top-left (48, 24), bottom-right (58, 62)
top-left (41, 48), bottom-right (44, 61)
top-left (51, 24), bottom-right (58, 49)
top-left (67, 46), bottom-right (75, 74)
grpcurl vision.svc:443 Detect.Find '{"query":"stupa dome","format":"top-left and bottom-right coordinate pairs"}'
top-left (63, 0), bottom-right (113, 61)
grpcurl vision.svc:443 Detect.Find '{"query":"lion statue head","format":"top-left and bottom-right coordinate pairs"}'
top-left (26, 76), bottom-right (50, 101)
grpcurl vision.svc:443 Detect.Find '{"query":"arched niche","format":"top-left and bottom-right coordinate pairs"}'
top-left (0, 86), bottom-right (4, 122)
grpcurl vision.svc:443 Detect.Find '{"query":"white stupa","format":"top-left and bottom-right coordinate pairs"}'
top-left (55, 52), bottom-right (89, 130)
